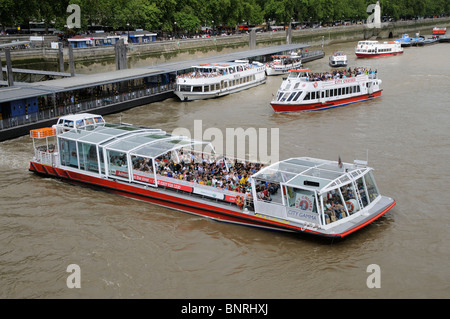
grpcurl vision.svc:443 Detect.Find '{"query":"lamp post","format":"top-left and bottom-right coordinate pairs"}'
top-left (174, 21), bottom-right (177, 39)
top-left (127, 22), bottom-right (130, 44)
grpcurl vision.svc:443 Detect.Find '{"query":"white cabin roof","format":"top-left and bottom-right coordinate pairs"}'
top-left (252, 157), bottom-right (371, 193)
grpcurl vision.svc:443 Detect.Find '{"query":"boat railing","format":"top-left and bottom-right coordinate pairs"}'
top-left (34, 147), bottom-right (58, 166)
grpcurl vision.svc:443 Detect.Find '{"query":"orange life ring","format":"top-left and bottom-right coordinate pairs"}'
top-left (235, 195), bottom-right (244, 207)
top-left (313, 82), bottom-right (318, 88)
top-left (345, 201), bottom-right (354, 213)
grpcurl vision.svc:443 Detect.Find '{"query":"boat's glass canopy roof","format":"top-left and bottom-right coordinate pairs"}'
top-left (59, 123), bottom-right (214, 158)
top-left (252, 157), bottom-right (370, 193)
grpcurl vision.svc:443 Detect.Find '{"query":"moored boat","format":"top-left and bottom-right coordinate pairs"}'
top-left (270, 67), bottom-right (382, 113)
top-left (329, 51), bottom-right (348, 67)
top-left (432, 27), bottom-right (446, 38)
top-left (265, 54), bottom-right (302, 76)
top-left (175, 60), bottom-right (266, 101)
top-left (418, 37), bottom-right (439, 46)
top-left (355, 40), bottom-right (403, 57)
top-left (28, 113), bottom-right (395, 239)
top-left (395, 33), bottom-right (424, 47)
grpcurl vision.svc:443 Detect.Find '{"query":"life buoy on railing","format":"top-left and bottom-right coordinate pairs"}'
top-left (235, 195), bottom-right (244, 207)
top-left (345, 201), bottom-right (354, 213)
top-left (313, 82), bottom-right (318, 88)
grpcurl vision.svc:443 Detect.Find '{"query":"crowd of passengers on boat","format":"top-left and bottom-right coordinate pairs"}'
top-left (177, 63), bottom-right (257, 79)
top-left (132, 149), bottom-right (266, 195)
top-left (301, 67), bottom-right (378, 82)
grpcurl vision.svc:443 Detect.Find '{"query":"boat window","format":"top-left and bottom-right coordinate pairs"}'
top-left (340, 184), bottom-right (361, 215)
top-left (131, 155), bottom-right (154, 184)
top-left (311, 91), bottom-right (315, 99)
top-left (286, 92), bottom-right (297, 102)
top-left (107, 150), bottom-right (128, 178)
top-left (64, 120), bottom-right (74, 128)
top-left (356, 177), bottom-right (369, 207)
top-left (364, 171), bottom-right (379, 203)
top-left (179, 85), bottom-right (191, 92)
top-left (321, 91), bottom-right (325, 98)
top-left (322, 189), bottom-right (347, 224)
top-left (293, 91), bottom-right (303, 101)
top-left (193, 86), bottom-right (202, 92)
top-left (256, 182), bottom-right (283, 204)
top-left (98, 146), bottom-right (105, 174)
top-left (59, 138), bottom-right (78, 169)
top-left (204, 85), bottom-right (210, 92)
top-left (284, 186), bottom-right (318, 213)
top-left (77, 141), bottom-right (99, 173)
top-left (304, 92), bottom-right (310, 100)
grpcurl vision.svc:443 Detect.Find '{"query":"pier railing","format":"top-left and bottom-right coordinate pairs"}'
top-left (0, 83), bottom-right (176, 131)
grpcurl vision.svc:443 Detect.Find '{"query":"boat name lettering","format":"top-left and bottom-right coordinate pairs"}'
top-left (334, 78), bottom-right (356, 85)
top-left (287, 209), bottom-right (319, 222)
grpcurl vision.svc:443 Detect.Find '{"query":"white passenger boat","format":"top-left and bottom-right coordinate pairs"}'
top-left (355, 40), bottom-right (403, 57)
top-left (29, 113), bottom-right (395, 239)
top-left (329, 51), bottom-right (348, 67)
top-left (265, 54), bottom-right (302, 76)
top-left (175, 60), bottom-right (266, 101)
top-left (270, 68), bottom-right (382, 113)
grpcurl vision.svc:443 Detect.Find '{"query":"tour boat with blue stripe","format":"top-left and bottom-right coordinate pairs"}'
top-left (270, 68), bottom-right (382, 113)
top-left (265, 54), bottom-right (302, 76)
top-left (175, 60), bottom-right (266, 101)
top-left (28, 113), bottom-right (395, 239)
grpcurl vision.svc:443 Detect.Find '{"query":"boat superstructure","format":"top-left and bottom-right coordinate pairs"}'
top-left (329, 51), bottom-right (348, 67)
top-left (175, 60), bottom-right (266, 101)
top-left (395, 33), bottom-right (424, 47)
top-left (265, 54), bottom-right (302, 76)
top-left (355, 40), bottom-right (403, 57)
top-left (29, 113), bottom-right (395, 238)
top-left (270, 68), bottom-right (382, 113)
top-left (432, 27), bottom-right (446, 38)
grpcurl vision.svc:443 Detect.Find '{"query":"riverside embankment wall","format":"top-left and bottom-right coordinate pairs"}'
top-left (4, 17), bottom-right (450, 63)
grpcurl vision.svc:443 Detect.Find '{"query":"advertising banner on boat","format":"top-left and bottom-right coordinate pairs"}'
top-left (133, 173), bottom-right (193, 192)
top-left (193, 187), bottom-right (225, 200)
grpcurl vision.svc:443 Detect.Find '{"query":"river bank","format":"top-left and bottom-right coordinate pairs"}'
top-left (3, 17), bottom-right (450, 73)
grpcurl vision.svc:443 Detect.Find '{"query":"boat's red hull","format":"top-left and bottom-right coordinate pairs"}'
top-left (271, 90), bottom-right (382, 113)
top-left (355, 52), bottom-right (403, 58)
top-left (29, 161), bottom-right (395, 238)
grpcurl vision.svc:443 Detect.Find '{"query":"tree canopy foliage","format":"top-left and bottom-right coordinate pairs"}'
top-left (0, 0), bottom-right (448, 32)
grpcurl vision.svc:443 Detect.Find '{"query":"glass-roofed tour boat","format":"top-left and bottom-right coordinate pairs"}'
top-left (29, 113), bottom-right (395, 239)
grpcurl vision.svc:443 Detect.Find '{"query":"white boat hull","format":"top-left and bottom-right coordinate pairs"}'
top-left (175, 78), bottom-right (266, 101)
